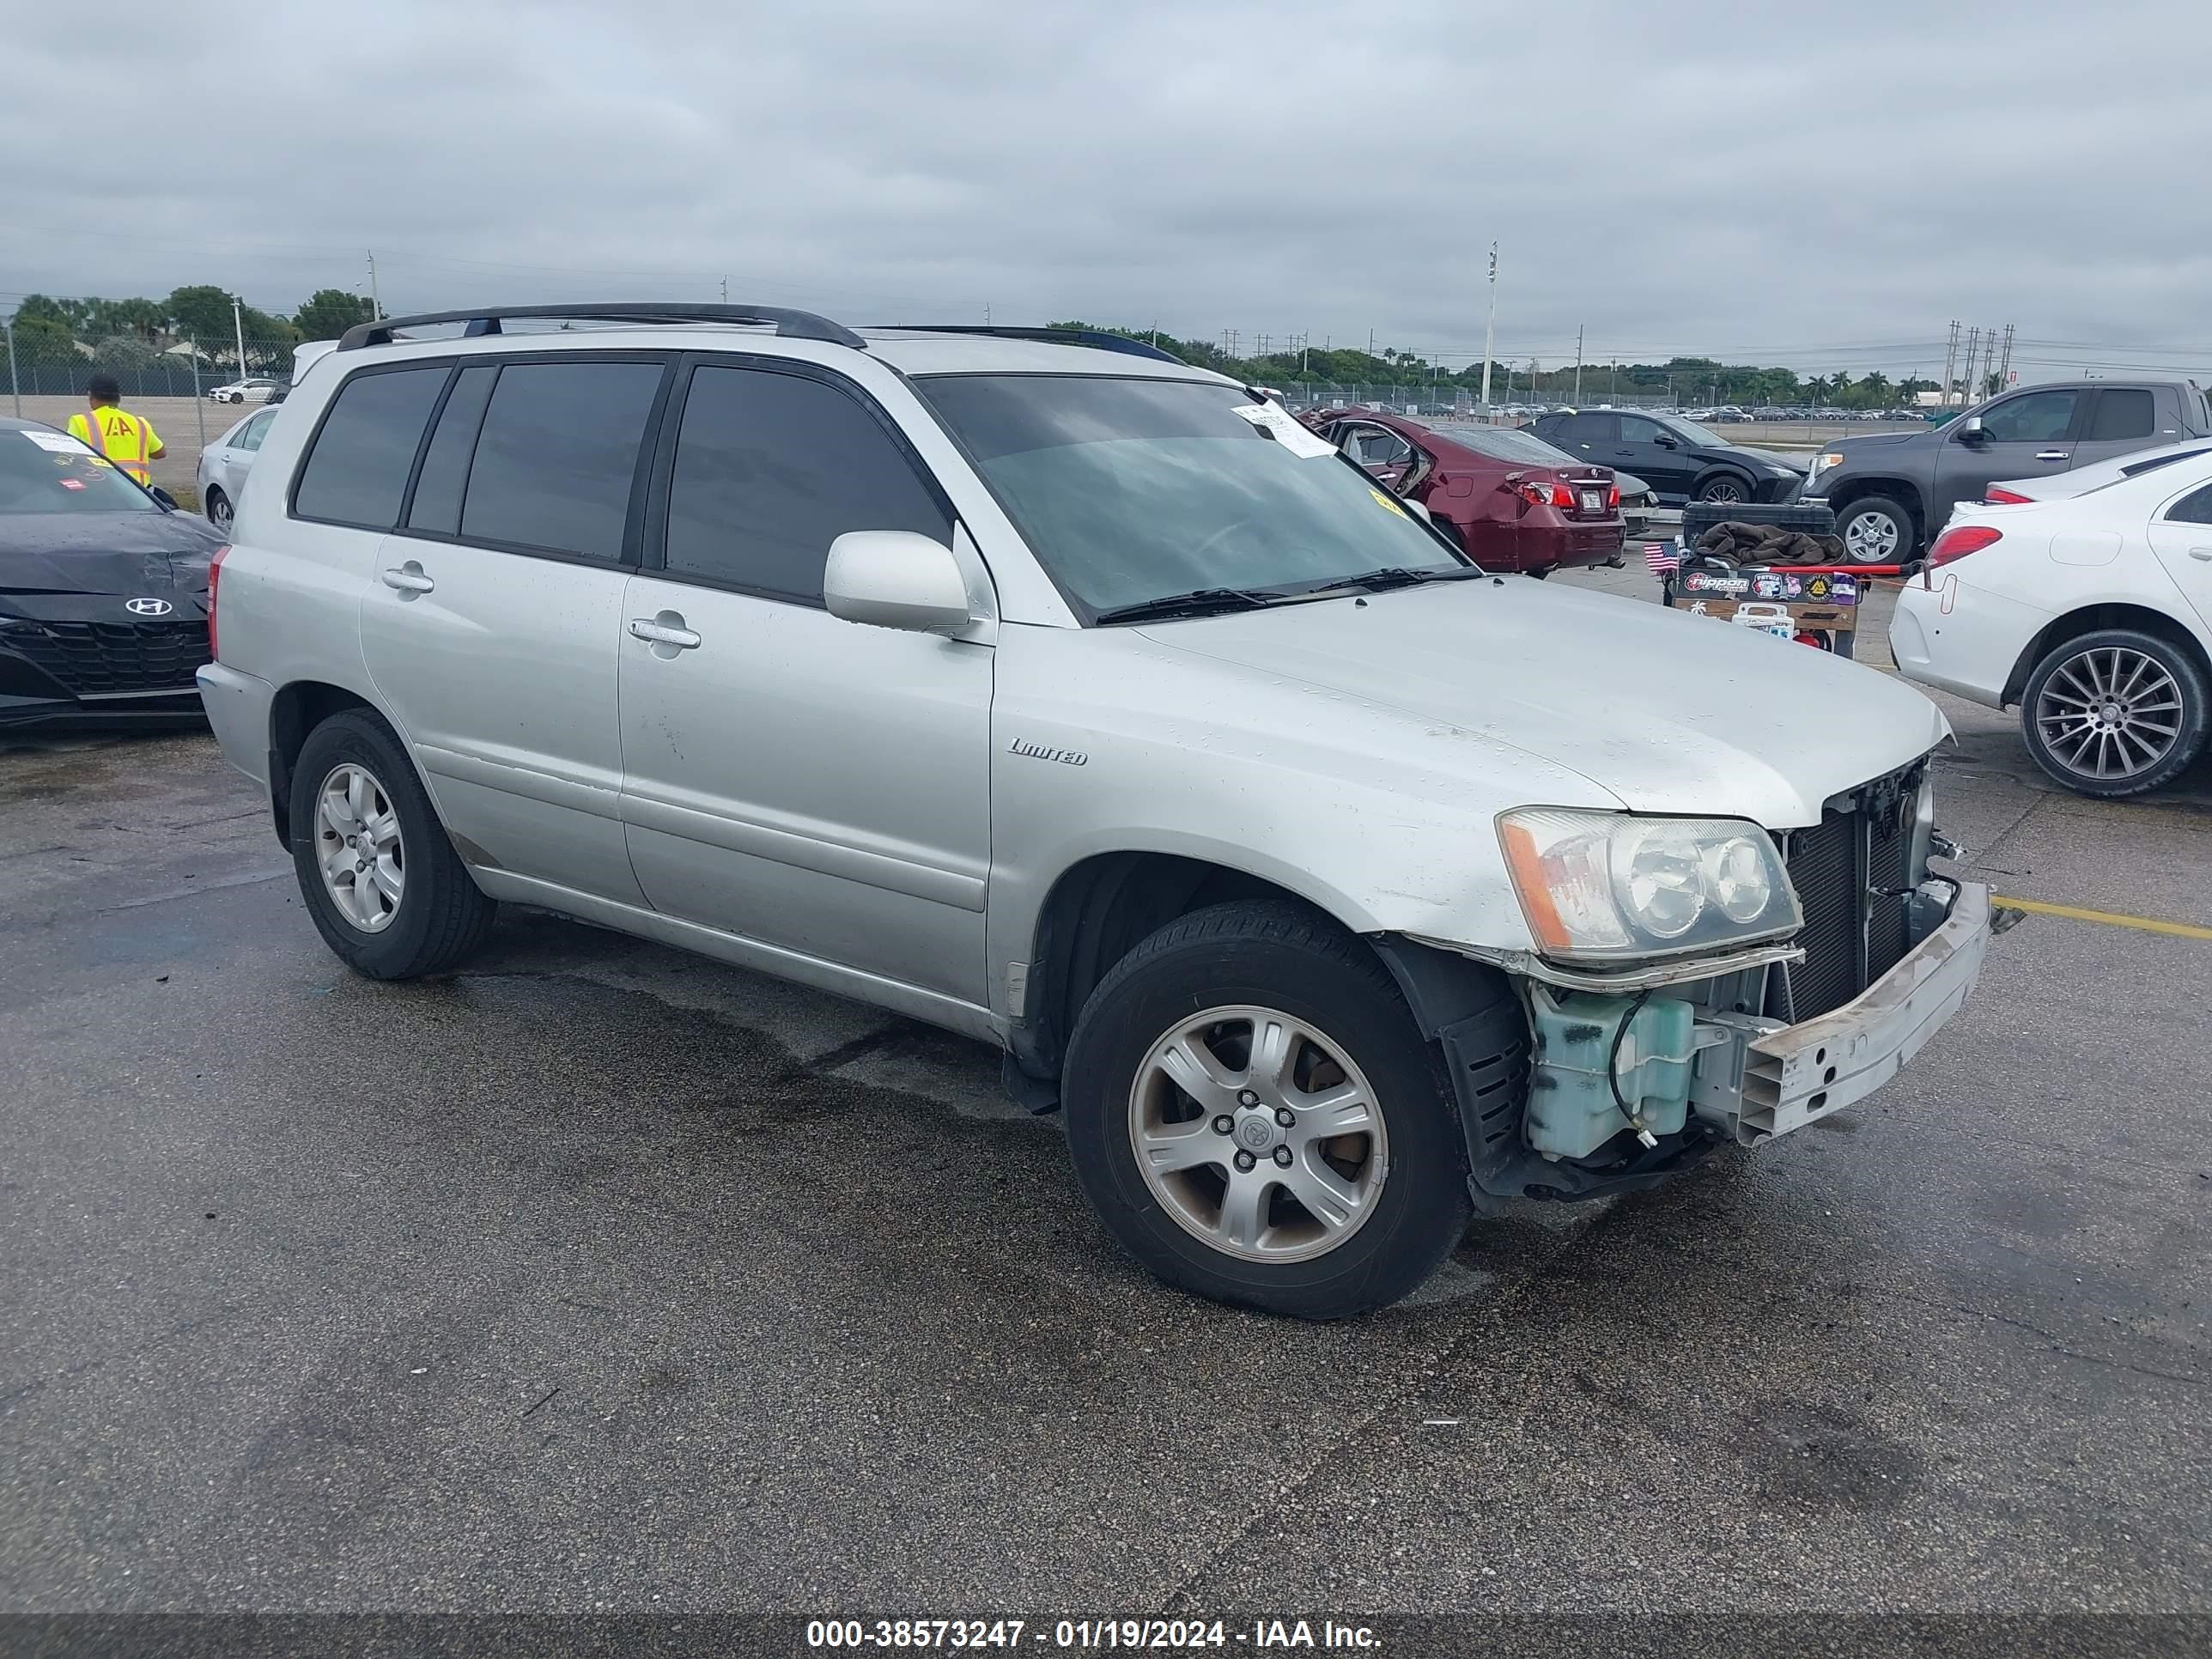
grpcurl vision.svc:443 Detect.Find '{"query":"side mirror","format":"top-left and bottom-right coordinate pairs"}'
top-left (1958, 416), bottom-right (1986, 442)
top-left (149, 486), bottom-right (179, 509)
top-left (823, 531), bottom-right (975, 634)
top-left (1403, 498), bottom-right (1433, 524)
top-left (1654, 434), bottom-right (1679, 448)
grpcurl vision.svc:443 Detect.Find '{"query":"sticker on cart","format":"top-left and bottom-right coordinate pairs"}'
top-left (1230, 402), bottom-right (1338, 459)
top-left (1828, 573), bottom-right (1860, 604)
top-left (1682, 570), bottom-right (1751, 597)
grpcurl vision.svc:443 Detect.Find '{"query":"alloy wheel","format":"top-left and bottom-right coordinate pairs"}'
top-left (207, 492), bottom-right (232, 532)
top-left (1700, 479), bottom-right (1746, 505)
top-left (314, 763), bottom-right (405, 932)
top-left (1127, 1005), bottom-right (1389, 1264)
top-left (2033, 647), bottom-right (2185, 782)
top-left (1843, 510), bottom-right (1901, 562)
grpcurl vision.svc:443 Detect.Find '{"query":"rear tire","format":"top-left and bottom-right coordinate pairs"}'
top-left (2020, 629), bottom-right (2208, 799)
top-left (289, 708), bottom-right (497, 978)
top-left (1836, 494), bottom-right (1916, 563)
top-left (204, 487), bottom-right (232, 532)
top-left (1694, 472), bottom-right (1753, 505)
top-left (1062, 901), bottom-right (1470, 1319)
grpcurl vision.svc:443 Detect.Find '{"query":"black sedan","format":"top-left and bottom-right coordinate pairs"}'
top-left (1, 417), bottom-right (222, 731)
top-left (1528, 409), bottom-right (1807, 507)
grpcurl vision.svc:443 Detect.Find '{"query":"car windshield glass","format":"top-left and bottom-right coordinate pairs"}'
top-left (915, 375), bottom-right (1467, 617)
top-left (1663, 417), bottom-right (1726, 446)
top-left (0, 428), bottom-right (158, 514)
top-left (1433, 424), bottom-right (1576, 465)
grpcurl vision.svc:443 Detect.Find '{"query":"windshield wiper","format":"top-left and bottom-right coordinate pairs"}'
top-left (1297, 565), bottom-right (1487, 597)
top-left (1091, 587), bottom-right (1282, 624)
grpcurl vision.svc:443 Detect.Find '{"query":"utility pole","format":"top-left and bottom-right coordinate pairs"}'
top-left (720, 275), bottom-right (729, 303)
top-left (1996, 322), bottom-right (2015, 393)
top-left (233, 296), bottom-right (248, 381)
top-left (366, 251), bottom-right (381, 320)
top-left (1478, 241), bottom-right (1498, 417)
top-left (4, 314), bottom-right (18, 418)
top-left (1573, 324), bottom-right (1583, 404)
top-left (1960, 326), bottom-right (1981, 405)
top-left (1941, 320), bottom-right (1960, 407)
top-left (1611, 359), bottom-right (1618, 402)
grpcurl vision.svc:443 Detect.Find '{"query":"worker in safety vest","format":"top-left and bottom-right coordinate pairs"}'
top-left (66, 374), bottom-right (165, 487)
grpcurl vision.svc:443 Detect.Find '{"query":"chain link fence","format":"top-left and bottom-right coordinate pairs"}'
top-left (2, 333), bottom-right (302, 401)
top-left (1275, 383), bottom-right (1680, 416)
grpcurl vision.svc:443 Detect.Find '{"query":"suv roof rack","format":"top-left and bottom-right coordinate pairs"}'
top-left (867, 325), bottom-right (1189, 366)
top-left (336, 303), bottom-right (865, 352)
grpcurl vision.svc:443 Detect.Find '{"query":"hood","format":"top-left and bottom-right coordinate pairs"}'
top-left (1696, 441), bottom-right (1806, 475)
top-left (1139, 578), bottom-right (1947, 829)
top-left (1831, 430), bottom-right (1924, 455)
top-left (0, 511), bottom-right (222, 623)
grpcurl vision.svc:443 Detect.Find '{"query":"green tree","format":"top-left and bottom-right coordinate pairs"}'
top-left (92, 334), bottom-right (157, 371)
top-left (164, 284), bottom-right (240, 343)
top-left (9, 315), bottom-right (81, 367)
top-left (293, 288), bottom-right (374, 340)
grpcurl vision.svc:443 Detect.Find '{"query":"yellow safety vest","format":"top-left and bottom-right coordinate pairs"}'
top-left (68, 406), bottom-right (158, 485)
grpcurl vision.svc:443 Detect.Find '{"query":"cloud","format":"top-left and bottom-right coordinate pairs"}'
top-left (3, 0), bottom-right (2208, 380)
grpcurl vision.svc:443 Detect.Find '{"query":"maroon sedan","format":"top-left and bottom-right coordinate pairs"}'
top-left (1304, 410), bottom-right (1625, 575)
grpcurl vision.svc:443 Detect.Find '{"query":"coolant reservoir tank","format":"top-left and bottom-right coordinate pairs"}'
top-left (1527, 989), bottom-right (1697, 1160)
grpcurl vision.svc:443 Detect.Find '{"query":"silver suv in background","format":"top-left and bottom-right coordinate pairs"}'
top-left (198, 304), bottom-right (1994, 1318)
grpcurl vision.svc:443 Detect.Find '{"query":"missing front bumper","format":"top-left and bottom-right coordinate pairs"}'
top-left (1691, 880), bottom-right (1991, 1146)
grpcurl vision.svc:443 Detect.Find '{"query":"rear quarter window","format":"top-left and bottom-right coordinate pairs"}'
top-left (291, 365), bottom-right (449, 529)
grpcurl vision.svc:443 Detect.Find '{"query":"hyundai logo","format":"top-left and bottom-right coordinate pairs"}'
top-left (125, 598), bottom-right (173, 617)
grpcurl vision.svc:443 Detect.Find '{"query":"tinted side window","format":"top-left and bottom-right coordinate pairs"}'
top-left (292, 366), bottom-right (448, 528)
top-left (2087, 389), bottom-right (2155, 442)
top-left (2167, 483), bottom-right (2212, 526)
top-left (1559, 413), bottom-right (1618, 445)
top-left (1978, 390), bottom-right (2077, 444)
top-left (406, 364), bottom-right (497, 536)
top-left (1618, 415), bottom-right (1666, 445)
top-left (237, 409), bottom-right (278, 453)
top-left (664, 366), bottom-right (951, 604)
top-left (459, 361), bottom-right (665, 562)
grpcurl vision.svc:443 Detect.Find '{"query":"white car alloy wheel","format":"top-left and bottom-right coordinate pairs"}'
top-left (314, 763), bottom-right (405, 932)
top-left (2032, 644), bottom-right (2186, 783)
top-left (1127, 1004), bottom-right (1389, 1264)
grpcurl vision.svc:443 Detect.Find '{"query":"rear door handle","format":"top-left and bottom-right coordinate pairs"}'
top-left (2189, 547), bottom-right (2212, 562)
top-left (2035, 450), bottom-right (2069, 461)
top-left (629, 617), bottom-right (702, 649)
top-left (380, 563), bottom-right (434, 594)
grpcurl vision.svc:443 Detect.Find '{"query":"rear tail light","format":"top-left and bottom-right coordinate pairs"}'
top-left (1513, 480), bottom-right (1576, 507)
top-left (1927, 525), bottom-right (2001, 571)
top-left (1983, 486), bottom-right (2033, 504)
top-left (206, 544), bottom-right (231, 660)
top-left (1607, 485), bottom-right (1620, 508)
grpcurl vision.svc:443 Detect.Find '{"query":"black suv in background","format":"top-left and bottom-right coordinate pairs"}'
top-left (1803, 380), bottom-right (2212, 562)
top-left (1526, 409), bottom-right (1808, 508)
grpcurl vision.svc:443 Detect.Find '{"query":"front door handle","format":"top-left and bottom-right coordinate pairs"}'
top-left (2035, 450), bottom-right (2069, 461)
top-left (380, 563), bottom-right (434, 594)
top-left (629, 616), bottom-right (702, 649)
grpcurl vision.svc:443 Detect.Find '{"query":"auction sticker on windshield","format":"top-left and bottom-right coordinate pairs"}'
top-left (19, 430), bottom-right (93, 454)
top-left (1368, 486), bottom-right (1408, 519)
top-left (1230, 402), bottom-right (1338, 459)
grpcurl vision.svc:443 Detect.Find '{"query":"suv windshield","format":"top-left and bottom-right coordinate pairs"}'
top-left (916, 375), bottom-right (1466, 617)
top-left (0, 428), bottom-right (159, 515)
top-left (1662, 416), bottom-right (1726, 446)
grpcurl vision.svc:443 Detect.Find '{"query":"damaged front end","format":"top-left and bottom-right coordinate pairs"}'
top-left (1379, 760), bottom-right (1999, 1208)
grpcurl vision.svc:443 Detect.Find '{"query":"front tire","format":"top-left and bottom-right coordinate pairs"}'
top-left (1062, 901), bottom-right (1470, 1319)
top-left (2021, 629), bottom-right (2208, 798)
top-left (289, 708), bottom-right (497, 977)
top-left (1837, 494), bottom-right (1915, 562)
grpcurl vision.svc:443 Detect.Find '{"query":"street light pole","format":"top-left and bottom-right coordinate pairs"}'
top-left (1478, 242), bottom-right (1498, 419)
top-left (233, 297), bottom-right (248, 386)
top-left (4, 315), bottom-right (19, 418)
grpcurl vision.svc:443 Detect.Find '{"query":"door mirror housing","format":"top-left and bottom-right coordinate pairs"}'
top-left (1654, 434), bottom-right (1679, 449)
top-left (1403, 497), bottom-right (1433, 524)
top-left (1957, 415), bottom-right (1986, 442)
top-left (823, 531), bottom-right (975, 634)
top-left (148, 486), bottom-right (179, 509)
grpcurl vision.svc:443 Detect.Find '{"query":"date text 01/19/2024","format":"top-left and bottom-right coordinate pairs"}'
top-left (803, 1618), bottom-right (1382, 1649)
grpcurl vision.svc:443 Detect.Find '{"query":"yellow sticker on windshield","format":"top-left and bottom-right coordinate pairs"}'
top-left (1368, 486), bottom-right (1407, 519)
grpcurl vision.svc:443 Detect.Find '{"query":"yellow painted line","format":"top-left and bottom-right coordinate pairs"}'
top-left (1994, 895), bottom-right (2212, 942)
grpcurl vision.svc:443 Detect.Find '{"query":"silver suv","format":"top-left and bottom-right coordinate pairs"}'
top-left (198, 304), bottom-right (1995, 1318)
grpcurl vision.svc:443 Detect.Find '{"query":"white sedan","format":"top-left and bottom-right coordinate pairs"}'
top-left (1890, 452), bottom-right (2212, 797)
top-left (207, 377), bottom-right (279, 404)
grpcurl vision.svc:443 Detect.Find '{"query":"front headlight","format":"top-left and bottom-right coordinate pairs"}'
top-left (1498, 808), bottom-right (1802, 962)
top-left (1806, 450), bottom-right (1845, 486)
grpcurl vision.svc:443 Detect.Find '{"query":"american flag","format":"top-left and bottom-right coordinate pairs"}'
top-left (1644, 542), bottom-right (1680, 575)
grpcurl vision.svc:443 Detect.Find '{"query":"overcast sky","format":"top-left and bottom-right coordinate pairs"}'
top-left (5, 0), bottom-right (2209, 383)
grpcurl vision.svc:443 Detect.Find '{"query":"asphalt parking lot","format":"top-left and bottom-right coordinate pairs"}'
top-left (3, 574), bottom-right (2208, 1625)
